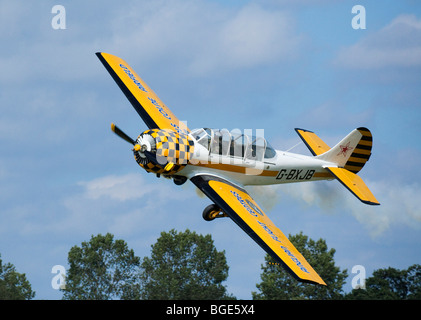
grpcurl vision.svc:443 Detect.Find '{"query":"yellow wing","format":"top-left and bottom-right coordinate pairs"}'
top-left (96, 52), bottom-right (189, 133)
top-left (191, 175), bottom-right (326, 285)
top-left (325, 167), bottom-right (380, 205)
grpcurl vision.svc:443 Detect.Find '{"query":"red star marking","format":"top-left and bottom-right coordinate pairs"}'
top-left (337, 141), bottom-right (354, 157)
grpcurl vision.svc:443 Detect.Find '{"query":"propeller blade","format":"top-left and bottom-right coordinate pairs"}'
top-left (111, 123), bottom-right (136, 145)
top-left (143, 150), bottom-right (163, 166)
top-left (144, 150), bottom-right (174, 172)
top-left (111, 124), bottom-right (174, 173)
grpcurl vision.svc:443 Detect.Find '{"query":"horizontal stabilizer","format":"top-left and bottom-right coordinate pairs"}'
top-left (325, 167), bottom-right (380, 205)
top-left (295, 128), bottom-right (330, 156)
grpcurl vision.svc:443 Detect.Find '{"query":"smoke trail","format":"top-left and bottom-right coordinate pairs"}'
top-left (345, 180), bottom-right (421, 237)
top-left (195, 187), bottom-right (206, 198)
top-left (249, 180), bottom-right (421, 238)
top-left (245, 185), bottom-right (281, 212)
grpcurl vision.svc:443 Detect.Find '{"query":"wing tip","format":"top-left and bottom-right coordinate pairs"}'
top-left (362, 199), bottom-right (381, 206)
top-left (305, 280), bottom-right (327, 286)
top-left (292, 266), bottom-right (327, 286)
top-left (270, 257), bottom-right (327, 286)
top-left (294, 127), bottom-right (314, 134)
top-left (308, 277), bottom-right (327, 286)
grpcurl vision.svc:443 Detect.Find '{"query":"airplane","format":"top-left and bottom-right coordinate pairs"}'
top-left (96, 52), bottom-right (380, 286)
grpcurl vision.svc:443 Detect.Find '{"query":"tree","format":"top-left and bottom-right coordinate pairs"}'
top-left (252, 232), bottom-right (347, 300)
top-left (0, 254), bottom-right (35, 300)
top-left (406, 264), bottom-right (421, 299)
top-left (62, 233), bottom-right (141, 300)
top-left (139, 229), bottom-right (234, 299)
top-left (345, 264), bottom-right (421, 300)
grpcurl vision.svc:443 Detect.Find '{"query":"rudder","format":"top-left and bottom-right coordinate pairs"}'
top-left (298, 127), bottom-right (373, 173)
top-left (295, 127), bottom-right (378, 205)
top-left (343, 127), bottom-right (372, 174)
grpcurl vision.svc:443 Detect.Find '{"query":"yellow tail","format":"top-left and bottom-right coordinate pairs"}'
top-left (295, 127), bottom-right (379, 205)
top-left (295, 127), bottom-right (372, 173)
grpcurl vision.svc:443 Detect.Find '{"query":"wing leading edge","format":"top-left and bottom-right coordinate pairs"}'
top-left (191, 174), bottom-right (326, 286)
top-left (96, 52), bottom-right (189, 133)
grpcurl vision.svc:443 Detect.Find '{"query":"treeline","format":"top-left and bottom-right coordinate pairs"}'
top-left (1, 230), bottom-right (420, 300)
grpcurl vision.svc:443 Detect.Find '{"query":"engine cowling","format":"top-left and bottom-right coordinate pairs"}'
top-left (134, 129), bottom-right (195, 176)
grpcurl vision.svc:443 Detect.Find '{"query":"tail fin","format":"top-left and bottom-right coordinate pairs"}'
top-left (295, 127), bottom-right (379, 205)
top-left (295, 127), bottom-right (372, 173)
top-left (318, 127), bottom-right (372, 173)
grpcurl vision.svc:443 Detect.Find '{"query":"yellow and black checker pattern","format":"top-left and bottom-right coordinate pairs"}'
top-left (135, 129), bottom-right (194, 175)
top-left (344, 127), bottom-right (372, 174)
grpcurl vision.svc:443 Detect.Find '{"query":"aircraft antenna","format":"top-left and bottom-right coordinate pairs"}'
top-left (286, 141), bottom-right (303, 152)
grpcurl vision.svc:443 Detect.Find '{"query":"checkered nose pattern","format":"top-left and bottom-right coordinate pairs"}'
top-left (134, 129), bottom-right (195, 175)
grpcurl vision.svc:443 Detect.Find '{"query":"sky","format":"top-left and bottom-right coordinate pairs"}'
top-left (0, 0), bottom-right (420, 299)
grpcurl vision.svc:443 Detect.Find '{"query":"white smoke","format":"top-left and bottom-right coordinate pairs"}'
top-left (247, 180), bottom-right (421, 238)
top-left (347, 180), bottom-right (421, 236)
top-left (245, 185), bottom-right (281, 212)
top-left (195, 187), bottom-right (206, 198)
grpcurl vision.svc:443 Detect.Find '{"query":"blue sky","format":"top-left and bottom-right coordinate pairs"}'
top-left (1, 0), bottom-right (420, 299)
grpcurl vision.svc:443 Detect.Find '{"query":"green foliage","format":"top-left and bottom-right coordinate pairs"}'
top-left (139, 229), bottom-right (233, 300)
top-left (62, 233), bottom-right (141, 300)
top-left (61, 230), bottom-right (233, 300)
top-left (0, 254), bottom-right (35, 300)
top-left (252, 232), bottom-right (348, 300)
top-left (345, 264), bottom-right (421, 300)
top-left (57, 229), bottom-right (420, 300)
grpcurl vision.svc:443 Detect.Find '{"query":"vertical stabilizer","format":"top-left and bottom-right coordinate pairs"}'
top-left (295, 127), bottom-right (379, 205)
top-left (315, 127), bottom-right (372, 173)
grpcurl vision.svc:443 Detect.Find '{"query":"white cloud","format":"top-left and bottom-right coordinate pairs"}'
top-left (352, 181), bottom-right (421, 235)
top-left (0, 173), bottom-right (191, 238)
top-left (0, 0), bottom-right (302, 85)
top-left (295, 101), bottom-right (375, 130)
top-left (334, 14), bottom-right (421, 69)
top-left (0, 1), bottom-right (30, 40)
top-left (189, 4), bottom-right (301, 74)
top-left (110, 0), bottom-right (302, 76)
top-left (78, 173), bottom-right (155, 202)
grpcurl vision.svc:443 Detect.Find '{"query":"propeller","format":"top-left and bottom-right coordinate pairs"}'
top-left (110, 123), bottom-right (170, 169)
top-left (111, 123), bottom-right (136, 145)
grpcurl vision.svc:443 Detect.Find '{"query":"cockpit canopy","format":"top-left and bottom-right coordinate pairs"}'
top-left (191, 128), bottom-right (276, 162)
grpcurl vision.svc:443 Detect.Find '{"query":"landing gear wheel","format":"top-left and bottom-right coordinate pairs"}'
top-left (173, 176), bottom-right (187, 185)
top-left (202, 204), bottom-right (222, 221)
